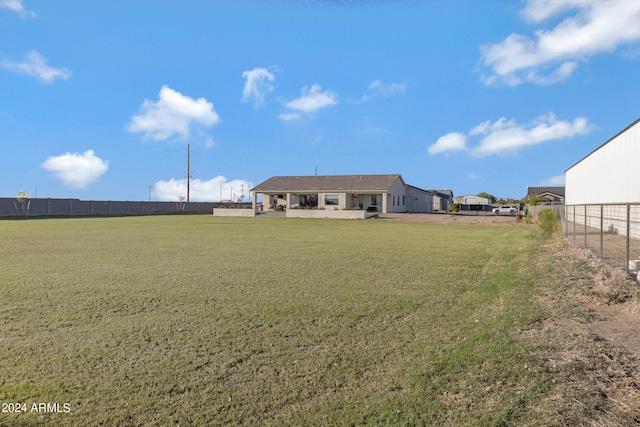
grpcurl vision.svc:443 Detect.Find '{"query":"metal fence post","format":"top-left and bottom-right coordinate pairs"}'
top-left (627, 204), bottom-right (631, 273)
top-left (573, 205), bottom-right (576, 243)
top-left (600, 204), bottom-right (603, 259)
top-left (584, 205), bottom-right (587, 249)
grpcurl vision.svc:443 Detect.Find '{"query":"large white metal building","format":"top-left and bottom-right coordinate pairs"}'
top-left (565, 118), bottom-right (640, 205)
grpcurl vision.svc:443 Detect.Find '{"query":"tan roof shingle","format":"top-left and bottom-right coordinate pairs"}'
top-left (251, 174), bottom-right (403, 193)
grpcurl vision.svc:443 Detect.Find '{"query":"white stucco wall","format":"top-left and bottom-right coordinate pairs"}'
top-left (406, 186), bottom-right (433, 213)
top-left (387, 178), bottom-right (408, 213)
top-left (566, 119), bottom-right (640, 205)
top-left (286, 209), bottom-right (373, 219)
top-left (213, 208), bottom-right (256, 217)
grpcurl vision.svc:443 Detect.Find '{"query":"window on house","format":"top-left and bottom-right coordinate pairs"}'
top-left (325, 195), bottom-right (339, 206)
top-left (403, 196), bottom-right (406, 205)
top-left (371, 195), bottom-right (381, 206)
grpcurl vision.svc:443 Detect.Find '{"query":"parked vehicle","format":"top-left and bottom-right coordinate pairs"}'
top-left (493, 205), bottom-right (519, 215)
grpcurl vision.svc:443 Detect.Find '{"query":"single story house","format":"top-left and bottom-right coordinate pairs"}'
top-left (526, 187), bottom-right (565, 204)
top-left (250, 174), bottom-right (452, 214)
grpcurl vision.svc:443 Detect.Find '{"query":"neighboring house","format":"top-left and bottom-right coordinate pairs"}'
top-left (433, 189), bottom-right (454, 212)
top-left (527, 187), bottom-right (565, 204)
top-left (453, 195), bottom-right (492, 211)
top-left (250, 174), bottom-right (448, 214)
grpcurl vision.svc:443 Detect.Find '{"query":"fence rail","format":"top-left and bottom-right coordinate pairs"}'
top-left (564, 203), bottom-right (640, 273)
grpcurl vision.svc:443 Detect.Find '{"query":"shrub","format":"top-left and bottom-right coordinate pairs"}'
top-left (449, 203), bottom-right (460, 212)
top-left (528, 196), bottom-right (546, 206)
top-left (537, 207), bottom-right (559, 237)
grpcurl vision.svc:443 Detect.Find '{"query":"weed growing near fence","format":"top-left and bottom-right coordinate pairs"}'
top-left (537, 207), bottom-right (560, 237)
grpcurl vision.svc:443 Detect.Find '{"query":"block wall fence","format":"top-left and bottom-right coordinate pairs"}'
top-left (1, 198), bottom-right (251, 217)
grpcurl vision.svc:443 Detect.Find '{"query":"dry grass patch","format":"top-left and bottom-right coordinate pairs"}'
top-left (523, 236), bottom-right (640, 425)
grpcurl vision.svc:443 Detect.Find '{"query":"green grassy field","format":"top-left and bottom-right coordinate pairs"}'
top-left (0, 215), bottom-right (561, 425)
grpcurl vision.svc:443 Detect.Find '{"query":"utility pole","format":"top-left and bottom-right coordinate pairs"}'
top-left (186, 144), bottom-right (191, 203)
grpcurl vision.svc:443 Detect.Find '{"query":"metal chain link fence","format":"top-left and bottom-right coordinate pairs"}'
top-left (564, 204), bottom-right (640, 273)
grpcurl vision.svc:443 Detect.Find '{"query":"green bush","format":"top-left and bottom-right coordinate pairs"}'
top-left (449, 203), bottom-right (460, 212)
top-left (537, 207), bottom-right (559, 237)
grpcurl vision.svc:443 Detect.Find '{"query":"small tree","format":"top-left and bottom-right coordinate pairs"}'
top-left (537, 207), bottom-right (559, 237)
top-left (177, 196), bottom-right (186, 214)
top-left (14, 190), bottom-right (31, 218)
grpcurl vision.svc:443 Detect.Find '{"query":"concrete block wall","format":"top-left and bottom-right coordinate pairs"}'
top-left (0, 198), bottom-right (248, 217)
top-left (286, 209), bottom-right (371, 219)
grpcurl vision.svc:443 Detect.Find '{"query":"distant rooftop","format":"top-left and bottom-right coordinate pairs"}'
top-left (527, 187), bottom-right (565, 197)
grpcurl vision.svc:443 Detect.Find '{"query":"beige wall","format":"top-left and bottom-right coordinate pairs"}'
top-left (286, 209), bottom-right (373, 219)
top-left (213, 208), bottom-right (256, 217)
top-left (406, 186), bottom-right (434, 213)
top-left (386, 178), bottom-right (407, 213)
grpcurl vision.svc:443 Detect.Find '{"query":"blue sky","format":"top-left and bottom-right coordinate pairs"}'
top-left (1, 0), bottom-right (639, 202)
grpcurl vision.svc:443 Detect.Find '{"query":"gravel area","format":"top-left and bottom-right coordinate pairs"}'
top-left (376, 212), bottom-right (520, 224)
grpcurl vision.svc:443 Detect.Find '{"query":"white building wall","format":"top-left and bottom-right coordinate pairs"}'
top-left (406, 187), bottom-right (433, 213)
top-left (566, 120), bottom-right (640, 205)
top-left (433, 195), bottom-right (443, 211)
top-left (387, 178), bottom-right (408, 213)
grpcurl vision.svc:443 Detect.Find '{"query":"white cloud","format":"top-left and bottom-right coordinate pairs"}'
top-left (428, 113), bottom-right (593, 157)
top-left (41, 150), bottom-right (109, 189)
top-left (471, 114), bottom-right (592, 157)
top-left (279, 84), bottom-right (337, 120)
top-left (358, 79), bottom-right (407, 102)
top-left (521, 0), bottom-right (596, 24)
top-left (539, 174), bottom-right (566, 186)
top-left (242, 67), bottom-right (276, 108)
top-left (0, 50), bottom-right (70, 82)
top-left (127, 85), bottom-right (220, 141)
top-left (480, 0), bottom-right (640, 85)
top-left (369, 79), bottom-right (407, 96)
top-left (427, 132), bottom-right (467, 155)
top-left (153, 176), bottom-right (253, 202)
top-left (0, 0), bottom-right (36, 17)
top-left (278, 112), bottom-right (302, 121)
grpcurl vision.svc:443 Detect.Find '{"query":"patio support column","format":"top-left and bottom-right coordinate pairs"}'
top-left (286, 193), bottom-right (291, 209)
top-left (252, 192), bottom-right (257, 212)
top-left (382, 193), bottom-right (388, 213)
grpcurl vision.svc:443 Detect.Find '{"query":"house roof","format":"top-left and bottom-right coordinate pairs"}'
top-left (405, 185), bottom-right (453, 199)
top-left (251, 174), bottom-right (405, 193)
top-left (527, 187), bottom-right (565, 197)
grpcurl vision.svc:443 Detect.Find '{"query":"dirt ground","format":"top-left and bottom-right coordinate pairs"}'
top-left (377, 211), bottom-right (519, 224)
top-left (379, 212), bottom-right (640, 424)
top-left (534, 242), bottom-right (640, 425)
